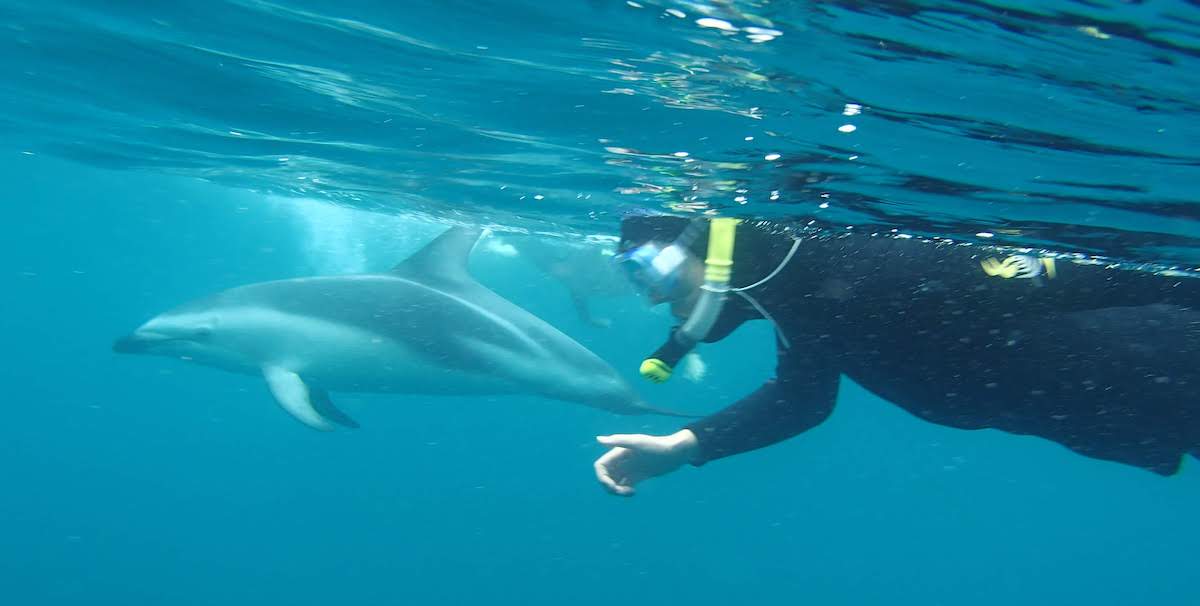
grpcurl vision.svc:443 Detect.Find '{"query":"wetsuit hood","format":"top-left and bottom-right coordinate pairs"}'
top-left (618, 215), bottom-right (798, 297)
top-left (619, 215), bottom-right (804, 382)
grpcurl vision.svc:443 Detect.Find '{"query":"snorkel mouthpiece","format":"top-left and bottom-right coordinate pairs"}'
top-left (640, 331), bottom-right (694, 383)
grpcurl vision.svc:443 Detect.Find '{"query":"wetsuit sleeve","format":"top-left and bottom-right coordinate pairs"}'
top-left (917, 240), bottom-right (1200, 312)
top-left (683, 338), bottom-right (840, 465)
top-left (1043, 261), bottom-right (1200, 311)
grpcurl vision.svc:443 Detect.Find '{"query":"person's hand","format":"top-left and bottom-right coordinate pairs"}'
top-left (593, 429), bottom-right (699, 496)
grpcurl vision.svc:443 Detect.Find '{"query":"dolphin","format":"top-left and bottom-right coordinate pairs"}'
top-left (114, 226), bottom-right (678, 430)
top-left (487, 234), bottom-right (635, 327)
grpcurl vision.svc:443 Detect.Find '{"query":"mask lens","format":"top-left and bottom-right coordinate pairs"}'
top-left (615, 243), bottom-right (685, 300)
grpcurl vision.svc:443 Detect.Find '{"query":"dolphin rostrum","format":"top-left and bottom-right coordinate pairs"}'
top-left (114, 227), bottom-right (679, 430)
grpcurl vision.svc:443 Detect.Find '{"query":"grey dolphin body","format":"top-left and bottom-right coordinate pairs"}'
top-left (114, 227), bottom-right (673, 430)
top-left (502, 234), bottom-right (634, 327)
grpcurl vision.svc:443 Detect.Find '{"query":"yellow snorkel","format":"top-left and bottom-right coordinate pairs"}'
top-left (640, 218), bottom-right (740, 383)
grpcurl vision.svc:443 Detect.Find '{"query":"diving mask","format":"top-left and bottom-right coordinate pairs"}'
top-left (614, 241), bottom-right (693, 301)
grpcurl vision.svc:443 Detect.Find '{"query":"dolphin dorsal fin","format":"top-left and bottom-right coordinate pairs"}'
top-left (391, 226), bottom-right (483, 282)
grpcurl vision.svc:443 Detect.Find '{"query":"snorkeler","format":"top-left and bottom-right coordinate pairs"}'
top-left (593, 214), bottom-right (1200, 495)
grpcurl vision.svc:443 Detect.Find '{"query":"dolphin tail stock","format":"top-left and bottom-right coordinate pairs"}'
top-left (627, 399), bottom-right (701, 419)
top-left (644, 406), bottom-right (701, 419)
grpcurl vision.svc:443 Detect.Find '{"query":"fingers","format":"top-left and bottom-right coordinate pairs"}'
top-left (596, 433), bottom-right (653, 450)
top-left (593, 450), bottom-right (636, 497)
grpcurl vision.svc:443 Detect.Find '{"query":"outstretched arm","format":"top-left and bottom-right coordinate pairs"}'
top-left (594, 340), bottom-right (840, 496)
top-left (684, 340), bottom-right (840, 465)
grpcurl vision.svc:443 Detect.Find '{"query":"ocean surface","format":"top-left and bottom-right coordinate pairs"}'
top-left (2, 1), bottom-right (1198, 605)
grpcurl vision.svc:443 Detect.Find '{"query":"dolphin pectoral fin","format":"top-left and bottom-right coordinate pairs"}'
top-left (570, 292), bottom-right (611, 328)
top-left (262, 366), bottom-right (335, 432)
top-left (310, 388), bottom-right (360, 429)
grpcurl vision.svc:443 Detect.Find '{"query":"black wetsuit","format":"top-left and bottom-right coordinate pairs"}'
top-left (677, 226), bottom-right (1200, 475)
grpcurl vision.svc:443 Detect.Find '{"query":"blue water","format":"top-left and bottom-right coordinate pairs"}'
top-left (2, 1), bottom-right (1199, 604)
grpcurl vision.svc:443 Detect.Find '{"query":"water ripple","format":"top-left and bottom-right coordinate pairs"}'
top-left (2, 0), bottom-right (1197, 265)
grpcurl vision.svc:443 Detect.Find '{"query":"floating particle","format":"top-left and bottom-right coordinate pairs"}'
top-left (976, 232), bottom-right (994, 238)
top-left (673, 151), bottom-right (689, 157)
top-left (1078, 25), bottom-right (1111, 39)
top-left (843, 103), bottom-right (862, 116)
top-left (838, 124), bottom-right (857, 133)
top-left (665, 8), bottom-right (686, 18)
top-left (696, 17), bottom-right (737, 31)
top-left (764, 153), bottom-right (781, 161)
